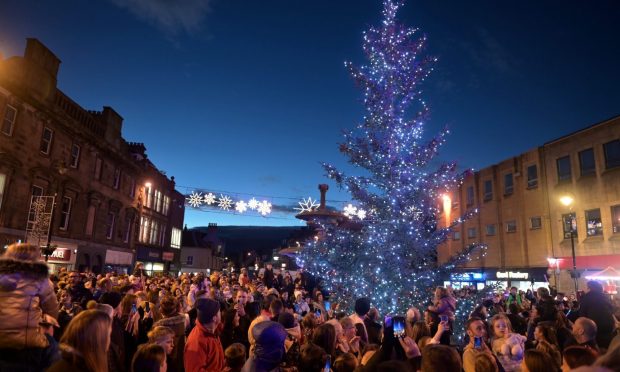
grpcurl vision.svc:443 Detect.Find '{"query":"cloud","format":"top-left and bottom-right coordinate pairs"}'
top-left (107, 0), bottom-right (211, 35)
top-left (258, 175), bottom-right (281, 186)
top-left (464, 27), bottom-right (517, 74)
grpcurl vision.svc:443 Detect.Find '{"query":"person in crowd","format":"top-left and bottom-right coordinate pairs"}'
top-left (312, 322), bottom-right (337, 359)
top-left (579, 280), bottom-right (616, 349)
top-left (55, 287), bottom-right (82, 340)
top-left (0, 242), bottom-right (59, 372)
top-left (66, 270), bottom-right (93, 309)
top-left (93, 277), bottom-right (112, 301)
top-left (520, 349), bottom-right (555, 372)
top-left (241, 320), bottom-right (287, 371)
top-left (294, 292), bottom-right (310, 316)
top-left (279, 311), bottom-right (302, 368)
top-left (463, 317), bottom-right (501, 372)
top-left (475, 352), bottom-right (499, 372)
top-left (263, 264), bottom-right (275, 289)
top-left (427, 286), bottom-right (455, 345)
top-left (569, 317), bottom-right (600, 353)
top-left (48, 309), bottom-right (112, 372)
top-left (593, 341), bottom-right (620, 371)
top-left (132, 343), bottom-right (167, 372)
top-left (506, 287), bottom-right (523, 309)
top-left (507, 303), bottom-right (527, 336)
top-left (490, 314), bottom-right (525, 372)
top-left (133, 262), bottom-right (149, 284)
top-left (334, 352), bottom-right (358, 372)
top-left (248, 295), bottom-right (276, 354)
top-left (221, 308), bottom-right (243, 351)
top-left (350, 297), bottom-right (370, 346)
top-left (364, 307), bottom-right (383, 345)
top-left (471, 304), bottom-right (489, 321)
top-left (148, 326), bottom-right (176, 357)
top-left (184, 298), bottom-right (224, 372)
top-left (100, 291), bottom-right (126, 372)
top-left (420, 344), bottom-right (461, 372)
top-left (561, 346), bottom-right (597, 372)
top-left (224, 343), bottom-right (246, 372)
top-left (533, 324), bottom-right (561, 367)
top-left (153, 296), bottom-right (186, 372)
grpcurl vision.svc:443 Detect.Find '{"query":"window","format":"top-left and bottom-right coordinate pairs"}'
top-left (585, 209), bottom-right (603, 236)
top-left (530, 216), bottom-right (542, 230)
top-left (129, 177), bottom-right (136, 198)
top-left (486, 224), bottom-right (496, 236)
top-left (504, 173), bottom-right (514, 195)
top-left (466, 186), bottom-right (474, 206)
top-left (557, 156), bottom-right (572, 182)
top-left (145, 186), bottom-right (153, 209)
top-left (69, 144), bottom-right (80, 168)
top-left (612, 205), bottom-right (620, 234)
top-left (27, 185), bottom-right (44, 230)
top-left (467, 227), bottom-right (476, 239)
top-left (85, 205), bottom-right (96, 236)
top-left (124, 217), bottom-right (132, 243)
top-left (186, 256), bottom-right (194, 266)
top-left (579, 148), bottom-right (596, 176)
top-left (171, 227), bottom-right (182, 248)
top-left (155, 190), bottom-right (163, 213)
top-left (483, 180), bottom-right (493, 201)
top-left (527, 165), bottom-right (538, 188)
top-left (140, 216), bottom-right (151, 243)
top-left (506, 220), bottom-right (517, 233)
top-left (159, 223), bottom-right (166, 246)
top-left (2, 105), bottom-right (17, 136)
top-left (603, 140), bottom-right (620, 169)
top-left (163, 196), bottom-right (170, 216)
top-left (562, 213), bottom-right (577, 239)
top-left (39, 127), bottom-right (53, 154)
top-left (59, 196), bottom-right (72, 230)
top-left (0, 173), bottom-right (6, 212)
top-left (113, 168), bottom-right (121, 189)
top-left (150, 220), bottom-right (160, 245)
top-left (94, 157), bottom-right (103, 180)
top-left (106, 212), bottom-right (116, 240)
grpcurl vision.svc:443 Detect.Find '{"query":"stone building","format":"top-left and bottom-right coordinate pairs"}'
top-left (438, 115), bottom-right (620, 293)
top-left (0, 38), bottom-right (184, 274)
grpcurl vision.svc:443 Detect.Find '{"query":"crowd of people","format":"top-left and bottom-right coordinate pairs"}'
top-left (1, 242), bottom-right (620, 372)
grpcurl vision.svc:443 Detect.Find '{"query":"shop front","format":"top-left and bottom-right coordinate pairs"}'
top-left (136, 246), bottom-right (165, 275)
top-left (104, 249), bottom-right (134, 274)
top-left (443, 271), bottom-right (486, 290)
top-left (444, 268), bottom-right (549, 292)
top-left (42, 246), bottom-right (77, 274)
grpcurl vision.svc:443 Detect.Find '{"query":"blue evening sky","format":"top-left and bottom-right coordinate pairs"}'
top-left (1, 1), bottom-right (619, 227)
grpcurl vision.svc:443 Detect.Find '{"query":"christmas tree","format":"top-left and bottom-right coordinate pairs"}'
top-left (297, 0), bottom-right (485, 313)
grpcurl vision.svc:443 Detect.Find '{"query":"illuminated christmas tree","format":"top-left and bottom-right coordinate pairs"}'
top-left (298, 0), bottom-right (484, 313)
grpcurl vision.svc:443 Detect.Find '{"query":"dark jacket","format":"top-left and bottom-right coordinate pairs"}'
top-left (154, 314), bottom-right (187, 372)
top-left (47, 345), bottom-right (93, 372)
top-left (579, 290), bottom-right (616, 348)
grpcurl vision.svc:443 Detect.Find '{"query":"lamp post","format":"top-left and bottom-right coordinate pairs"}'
top-left (560, 195), bottom-right (579, 295)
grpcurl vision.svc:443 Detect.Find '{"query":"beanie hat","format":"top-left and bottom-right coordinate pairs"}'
top-left (196, 298), bottom-right (220, 325)
top-left (278, 312), bottom-right (296, 329)
top-left (355, 297), bottom-right (371, 316)
top-left (100, 291), bottom-right (122, 309)
top-left (252, 321), bottom-right (287, 347)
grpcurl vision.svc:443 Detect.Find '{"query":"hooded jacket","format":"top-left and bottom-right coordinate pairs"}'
top-left (0, 256), bottom-right (58, 349)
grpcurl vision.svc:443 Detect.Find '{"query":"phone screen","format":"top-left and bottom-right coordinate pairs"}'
top-left (315, 309), bottom-right (321, 317)
top-left (393, 316), bottom-right (405, 337)
top-left (324, 301), bottom-right (331, 311)
top-left (474, 336), bottom-right (482, 349)
top-left (324, 355), bottom-right (331, 372)
top-left (440, 315), bottom-right (448, 323)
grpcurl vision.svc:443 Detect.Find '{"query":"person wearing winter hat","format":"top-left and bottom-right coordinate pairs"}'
top-left (278, 312), bottom-right (301, 369)
top-left (241, 321), bottom-right (287, 372)
top-left (184, 298), bottom-right (224, 372)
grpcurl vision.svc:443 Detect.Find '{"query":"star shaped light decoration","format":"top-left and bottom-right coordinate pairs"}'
top-left (295, 197), bottom-right (319, 213)
top-left (187, 192), bottom-right (203, 208)
top-left (218, 194), bottom-right (233, 210)
top-left (343, 203), bottom-right (358, 217)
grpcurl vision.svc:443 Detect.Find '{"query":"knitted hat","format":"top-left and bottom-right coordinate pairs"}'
top-left (278, 312), bottom-right (296, 329)
top-left (355, 297), bottom-right (371, 316)
top-left (252, 321), bottom-right (287, 347)
top-left (196, 298), bottom-right (220, 325)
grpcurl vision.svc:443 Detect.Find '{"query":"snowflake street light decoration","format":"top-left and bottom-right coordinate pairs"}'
top-left (343, 204), bottom-right (358, 217)
top-left (257, 200), bottom-right (272, 216)
top-left (187, 192), bottom-right (203, 208)
top-left (295, 197), bottom-right (320, 213)
top-left (357, 209), bottom-right (367, 220)
top-left (235, 200), bottom-right (248, 213)
top-left (218, 195), bottom-right (233, 210)
top-left (203, 192), bottom-right (216, 205)
top-left (248, 198), bottom-right (259, 210)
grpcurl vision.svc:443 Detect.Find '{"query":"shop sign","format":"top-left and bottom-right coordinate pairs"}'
top-left (162, 252), bottom-right (174, 261)
top-left (496, 271), bottom-right (529, 280)
top-left (148, 251), bottom-right (160, 259)
top-left (41, 247), bottom-right (71, 262)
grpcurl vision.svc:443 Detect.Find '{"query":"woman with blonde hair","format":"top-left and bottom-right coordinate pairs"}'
top-left (48, 309), bottom-right (112, 372)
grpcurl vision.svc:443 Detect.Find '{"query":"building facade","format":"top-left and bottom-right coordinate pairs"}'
top-left (0, 39), bottom-right (184, 274)
top-left (438, 115), bottom-right (620, 293)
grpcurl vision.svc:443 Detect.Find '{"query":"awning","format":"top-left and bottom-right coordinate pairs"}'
top-left (551, 255), bottom-right (620, 270)
top-left (585, 267), bottom-right (620, 281)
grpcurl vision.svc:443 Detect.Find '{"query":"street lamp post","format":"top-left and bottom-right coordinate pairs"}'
top-left (560, 195), bottom-right (579, 295)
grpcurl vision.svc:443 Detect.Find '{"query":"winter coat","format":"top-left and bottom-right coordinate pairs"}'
top-left (432, 295), bottom-right (456, 320)
top-left (154, 314), bottom-right (187, 372)
top-left (579, 290), bottom-right (616, 348)
top-left (47, 344), bottom-right (92, 372)
top-left (0, 256), bottom-right (58, 349)
top-left (184, 320), bottom-right (225, 372)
